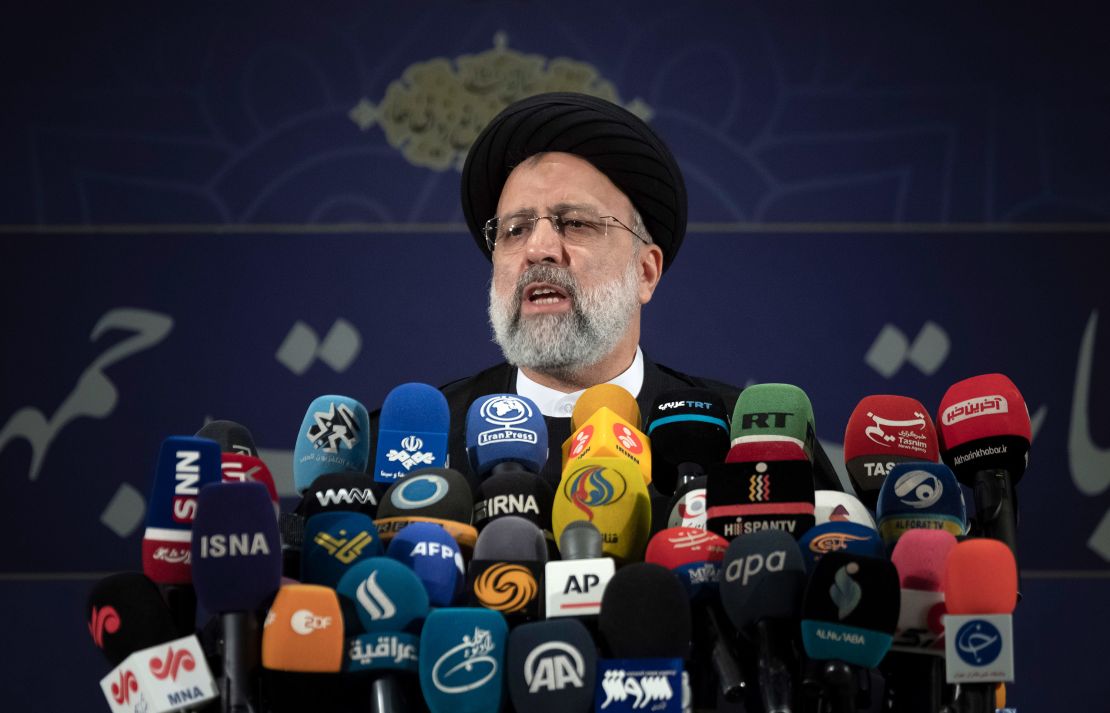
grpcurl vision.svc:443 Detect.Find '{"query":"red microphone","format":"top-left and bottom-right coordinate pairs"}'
top-left (844, 395), bottom-right (939, 510)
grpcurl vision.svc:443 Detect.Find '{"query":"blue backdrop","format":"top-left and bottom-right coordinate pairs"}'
top-left (2, 2), bottom-right (1108, 709)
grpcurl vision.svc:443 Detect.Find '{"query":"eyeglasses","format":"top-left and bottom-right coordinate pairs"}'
top-left (483, 209), bottom-right (648, 253)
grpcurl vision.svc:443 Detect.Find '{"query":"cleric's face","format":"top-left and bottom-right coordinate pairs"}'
top-left (487, 152), bottom-right (662, 374)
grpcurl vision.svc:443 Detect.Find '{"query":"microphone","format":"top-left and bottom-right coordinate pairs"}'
top-left (571, 383), bottom-right (642, 431)
top-left (552, 457), bottom-right (652, 563)
top-left (372, 383), bottom-right (449, 485)
top-left (665, 475), bottom-right (708, 530)
top-left (882, 529), bottom-right (958, 713)
top-left (507, 619), bottom-right (597, 712)
top-left (196, 420), bottom-right (258, 457)
top-left (706, 442), bottom-right (816, 540)
top-left (191, 481), bottom-right (283, 713)
top-left (564, 383), bottom-right (651, 484)
top-left (373, 467), bottom-right (478, 554)
top-left (300, 511), bottom-right (383, 587)
top-left (261, 584), bottom-right (345, 673)
top-left (418, 608), bottom-right (508, 713)
top-left (87, 572), bottom-right (179, 666)
top-left (465, 393), bottom-right (547, 477)
top-left (730, 383), bottom-right (816, 458)
top-left (99, 634), bottom-right (219, 713)
top-left (798, 521), bottom-right (884, 571)
top-left (814, 490), bottom-right (878, 530)
top-left (472, 468), bottom-right (556, 554)
top-left (646, 388), bottom-right (731, 497)
top-left (221, 454), bottom-right (279, 514)
top-left (336, 557), bottom-right (428, 712)
top-left (597, 563), bottom-right (690, 712)
top-left (719, 530), bottom-right (807, 713)
top-left (386, 522), bottom-right (466, 606)
top-left (876, 462), bottom-right (967, 551)
top-left (843, 395), bottom-right (939, 510)
top-left (467, 515), bottom-right (547, 620)
top-left (800, 552), bottom-right (900, 713)
top-left (142, 435), bottom-right (223, 633)
top-left (292, 395), bottom-right (370, 496)
top-left (937, 374), bottom-right (1030, 562)
top-left (943, 539), bottom-right (1017, 701)
top-left (281, 471), bottom-right (380, 580)
top-left (544, 521), bottom-right (615, 619)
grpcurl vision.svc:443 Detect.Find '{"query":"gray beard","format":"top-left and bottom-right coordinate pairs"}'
top-left (488, 260), bottom-right (641, 380)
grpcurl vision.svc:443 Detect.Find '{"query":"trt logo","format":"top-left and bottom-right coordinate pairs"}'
top-left (741, 412), bottom-right (793, 429)
top-left (563, 573), bottom-right (601, 594)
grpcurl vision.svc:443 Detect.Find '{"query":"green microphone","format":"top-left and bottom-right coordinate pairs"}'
top-left (730, 384), bottom-right (817, 462)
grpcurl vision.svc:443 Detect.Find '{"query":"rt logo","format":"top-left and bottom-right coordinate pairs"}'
top-left (741, 412), bottom-right (793, 429)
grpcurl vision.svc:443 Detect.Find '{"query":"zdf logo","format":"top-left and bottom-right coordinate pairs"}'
top-left (724, 549), bottom-right (788, 585)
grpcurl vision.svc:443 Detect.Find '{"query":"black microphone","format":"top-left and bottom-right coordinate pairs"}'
top-left (196, 420), bottom-right (258, 457)
top-left (646, 388), bottom-right (731, 497)
top-left (507, 618), bottom-right (597, 712)
top-left (87, 572), bottom-right (179, 666)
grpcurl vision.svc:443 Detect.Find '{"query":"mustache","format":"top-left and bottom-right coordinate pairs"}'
top-left (513, 263), bottom-right (579, 303)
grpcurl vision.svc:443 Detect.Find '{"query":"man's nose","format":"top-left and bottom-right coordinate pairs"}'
top-left (524, 217), bottom-right (566, 264)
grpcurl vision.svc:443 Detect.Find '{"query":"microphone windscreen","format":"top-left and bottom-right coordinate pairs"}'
top-left (373, 382), bottom-right (450, 485)
top-left (297, 472), bottom-right (380, 519)
top-left (466, 393), bottom-right (547, 476)
top-left (220, 453), bottom-right (279, 505)
top-left (335, 557), bottom-right (429, 634)
top-left (937, 373), bottom-right (1031, 483)
top-left (945, 538), bottom-right (1018, 614)
top-left (814, 490), bottom-right (877, 530)
top-left (375, 468), bottom-right (477, 551)
top-left (844, 395), bottom-right (939, 509)
top-left (644, 527), bottom-right (728, 601)
top-left (798, 522), bottom-right (883, 572)
top-left (419, 608), bottom-right (508, 713)
top-left (706, 442), bottom-right (816, 540)
top-left (469, 516), bottom-right (546, 617)
top-left (143, 436), bottom-right (222, 585)
top-left (553, 458), bottom-right (652, 563)
top-left (558, 520), bottom-right (603, 560)
top-left (563, 407), bottom-right (652, 485)
top-left (718, 530), bottom-right (805, 631)
top-left (196, 419), bottom-right (257, 456)
top-left (293, 395), bottom-right (370, 493)
top-left (87, 572), bottom-right (178, 665)
top-left (507, 619), bottom-right (596, 711)
top-left (646, 388), bottom-right (730, 496)
top-left (890, 529), bottom-right (957, 653)
top-left (599, 563), bottom-right (691, 659)
top-left (729, 383), bottom-right (816, 460)
top-left (301, 511), bottom-right (383, 588)
top-left (572, 383), bottom-right (641, 431)
top-left (473, 469), bottom-right (554, 542)
top-left (665, 475), bottom-right (707, 530)
top-left (262, 584), bottom-right (344, 672)
top-left (876, 463), bottom-right (967, 548)
top-left (800, 552), bottom-right (900, 667)
top-left (386, 522), bottom-right (466, 606)
top-left (473, 515), bottom-right (549, 562)
top-left (191, 482), bottom-right (282, 613)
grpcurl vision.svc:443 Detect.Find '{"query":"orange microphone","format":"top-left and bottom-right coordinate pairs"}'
top-left (562, 385), bottom-right (652, 485)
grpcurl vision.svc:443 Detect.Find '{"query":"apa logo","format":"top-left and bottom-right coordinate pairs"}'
top-left (356, 571), bottom-right (397, 621)
top-left (724, 549), bottom-right (788, 585)
top-left (474, 563), bottom-right (537, 613)
top-left (563, 465), bottom-right (627, 520)
top-left (893, 470), bottom-right (943, 509)
top-left (524, 641), bottom-right (585, 692)
top-left (740, 412), bottom-right (793, 429)
top-left (89, 605), bottom-right (120, 648)
top-left (306, 402), bottom-right (362, 453)
top-left (599, 669), bottom-right (674, 709)
top-left (431, 626), bottom-right (498, 694)
top-left (389, 473), bottom-right (449, 509)
top-left (864, 411), bottom-right (928, 448)
top-left (290, 609), bottom-right (333, 635)
top-left (568, 425), bottom-right (594, 458)
top-left (748, 473), bottom-right (771, 503)
top-left (148, 646), bottom-right (196, 681)
top-left (613, 423), bottom-right (644, 454)
top-left (315, 487), bottom-right (377, 508)
top-left (830, 562), bottom-right (863, 620)
top-left (172, 449), bottom-right (202, 523)
top-left (111, 669), bottom-right (139, 704)
top-left (477, 396), bottom-right (539, 446)
top-left (955, 619), bottom-right (1002, 666)
top-left (385, 436), bottom-right (437, 470)
top-left (941, 396), bottom-right (1008, 426)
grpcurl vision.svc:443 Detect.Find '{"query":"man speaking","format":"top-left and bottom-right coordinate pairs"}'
top-left (371, 92), bottom-right (838, 490)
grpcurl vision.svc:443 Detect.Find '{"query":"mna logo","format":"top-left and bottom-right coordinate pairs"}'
top-left (599, 669), bottom-right (674, 709)
top-left (431, 627), bottom-right (498, 694)
top-left (111, 669), bottom-right (139, 705)
top-left (356, 571), bottom-right (397, 621)
top-left (941, 396), bottom-right (1008, 426)
top-left (524, 642), bottom-right (585, 692)
top-left (307, 402), bottom-right (361, 453)
top-left (149, 646), bottom-right (196, 681)
top-left (314, 528), bottom-right (375, 564)
top-left (88, 605), bottom-right (120, 648)
top-left (386, 435), bottom-right (436, 470)
top-left (474, 563), bottom-right (537, 613)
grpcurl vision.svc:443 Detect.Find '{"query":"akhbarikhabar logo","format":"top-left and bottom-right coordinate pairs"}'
top-left (88, 605), bottom-right (120, 648)
top-left (149, 646), bottom-right (196, 681)
top-left (473, 563), bottom-right (537, 613)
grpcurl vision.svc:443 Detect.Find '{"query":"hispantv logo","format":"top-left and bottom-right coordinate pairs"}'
top-left (477, 395), bottom-right (539, 446)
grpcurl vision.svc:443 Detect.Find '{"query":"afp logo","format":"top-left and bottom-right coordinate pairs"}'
top-left (563, 465), bottom-right (626, 521)
top-left (523, 641), bottom-right (585, 692)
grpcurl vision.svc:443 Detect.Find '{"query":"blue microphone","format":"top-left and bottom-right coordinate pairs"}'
top-left (465, 393), bottom-right (547, 477)
top-left (419, 608), bottom-right (508, 713)
top-left (336, 557), bottom-right (428, 674)
top-left (293, 395), bottom-right (371, 493)
top-left (876, 462), bottom-right (967, 551)
top-left (386, 522), bottom-right (466, 607)
top-left (301, 511), bottom-right (383, 587)
top-left (798, 521), bottom-right (884, 572)
top-left (373, 383), bottom-right (450, 485)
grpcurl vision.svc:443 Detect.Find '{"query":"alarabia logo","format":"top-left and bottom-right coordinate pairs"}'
top-left (89, 605), bottom-right (120, 648)
top-left (941, 395), bottom-right (1008, 426)
top-left (149, 646), bottom-right (196, 681)
top-left (431, 626), bottom-right (498, 694)
top-left (386, 435), bottom-right (436, 470)
top-left (306, 402), bottom-right (361, 453)
top-left (111, 669), bottom-right (139, 704)
top-left (564, 465), bottom-right (626, 520)
top-left (477, 396), bottom-right (539, 446)
top-left (356, 571), bottom-right (397, 621)
top-left (864, 411), bottom-right (928, 448)
top-left (893, 470), bottom-right (943, 509)
top-left (473, 563), bottom-right (537, 613)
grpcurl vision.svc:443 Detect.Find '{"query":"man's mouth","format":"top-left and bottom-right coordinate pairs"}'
top-left (524, 282), bottom-right (571, 306)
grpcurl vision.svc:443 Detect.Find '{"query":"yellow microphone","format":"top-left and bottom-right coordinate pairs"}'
top-left (562, 406), bottom-right (652, 486)
top-left (552, 457), bottom-right (651, 564)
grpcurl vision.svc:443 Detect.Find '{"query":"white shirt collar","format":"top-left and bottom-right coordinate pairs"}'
top-left (515, 347), bottom-right (645, 418)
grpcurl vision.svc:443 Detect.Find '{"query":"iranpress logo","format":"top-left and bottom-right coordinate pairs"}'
top-left (955, 619), bottom-right (1002, 666)
top-left (389, 474), bottom-right (449, 510)
top-left (524, 641), bottom-right (585, 692)
top-left (563, 465), bottom-right (627, 521)
top-left (940, 395), bottom-right (1008, 426)
top-left (306, 402), bottom-right (361, 453)
top-left (148, 646), bottom-right (196, 681)
top-left (477, 396), bottom-right (539, 446)
top-left (473, 564), bottom-right (537, 613)
top-left (893, 470), bottom-right (943, 509)
top-left (356, 571), bottom-right (397, 621)
top-left (89, 605), bottom-right (120, 648)
top-left (431, 627), bottom-right (498, 694)
top-left (111, 669), bottom-right (139, 704)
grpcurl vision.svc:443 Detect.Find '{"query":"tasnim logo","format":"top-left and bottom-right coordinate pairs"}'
top-left (474, 563), bottom-right (537, 613)
top-left (599, 669), bottom-right (674, 709)
top-left (111, 669), bottom-right (139, 705)
top-left (88, 605), bottom-right (120, 648)
top-left (148, 646), bottom-right (196, 682)
top-left (864, 411), bottom-right (928, 448)
top-left (941, 395), bottom-right (1008, 426)
top-left (523, 641), bottom-right (585, 692)
top-left (307, 402), bottom-right (361, 453)
top-left (356, 571), bottom-right (397, 621)
top-left (431, 626), bottom-right (498, 694)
